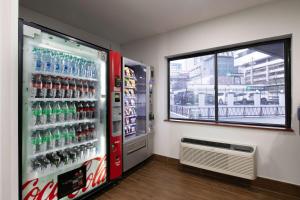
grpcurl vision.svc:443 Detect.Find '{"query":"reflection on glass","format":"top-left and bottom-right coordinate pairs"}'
top-left (169, 55), bottom-right (215, 120)
top-left (217, 42), bottom-right (285, 125)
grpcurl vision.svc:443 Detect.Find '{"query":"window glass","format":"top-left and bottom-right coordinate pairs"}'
top-left (170, 55), bottom-right (215, 120)
top-left (217, 42), bottom-right (285, 125)
top-left (168, 39), bottom-right (290, 128)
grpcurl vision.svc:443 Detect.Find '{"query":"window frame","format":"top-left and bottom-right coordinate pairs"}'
top-left (167, 38), bottom-right (292, 129)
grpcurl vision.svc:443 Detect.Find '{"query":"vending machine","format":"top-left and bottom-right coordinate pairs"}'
top-left (122, 57), bottom-right (154, 172)
top-left (108, 54), bottom-right (154, 173)
top-left (108, 51), bottom-right (123, 180)
top-left (19, 20), bottom-right (109, 200)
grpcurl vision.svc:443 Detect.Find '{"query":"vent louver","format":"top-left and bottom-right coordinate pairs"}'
top-left (180, 138), bottom-right (256, 180)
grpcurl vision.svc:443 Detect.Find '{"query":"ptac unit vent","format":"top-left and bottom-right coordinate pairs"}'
top-left (180, 138), bottom-right (256, 180)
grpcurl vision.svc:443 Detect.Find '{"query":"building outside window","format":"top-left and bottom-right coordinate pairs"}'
top-left (168, 39), bottom-right (291, 128)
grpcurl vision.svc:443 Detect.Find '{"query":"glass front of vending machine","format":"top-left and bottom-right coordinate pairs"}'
top-left (19, 21), bottom-right (108, 200)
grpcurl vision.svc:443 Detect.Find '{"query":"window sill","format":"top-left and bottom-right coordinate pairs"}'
top-left (164, 119), bottom-right (294, 132)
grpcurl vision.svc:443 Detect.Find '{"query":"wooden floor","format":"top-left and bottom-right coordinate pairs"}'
top-left (96, 159), bottom-right (300, 200)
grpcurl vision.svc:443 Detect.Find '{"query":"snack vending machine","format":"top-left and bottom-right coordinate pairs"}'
top-left (122, 58), bottom-right (154, 172)
top-left (19, 21), bottom-right (109, 200)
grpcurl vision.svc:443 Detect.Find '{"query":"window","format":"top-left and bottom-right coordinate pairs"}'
top-left (168, 39), bottom-right (291, 128)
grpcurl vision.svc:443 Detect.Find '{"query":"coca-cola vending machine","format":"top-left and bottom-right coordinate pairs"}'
top-left (19, 20), bottom-right (109, 200)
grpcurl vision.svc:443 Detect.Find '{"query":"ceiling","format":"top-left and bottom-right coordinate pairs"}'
top-left (20, 0), bottom-right (277, 44)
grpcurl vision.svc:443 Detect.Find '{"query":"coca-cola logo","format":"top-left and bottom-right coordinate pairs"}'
top-left (22, 156), bottom-right (106, 200)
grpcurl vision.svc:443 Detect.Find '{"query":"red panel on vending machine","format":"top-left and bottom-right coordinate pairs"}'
top-left (109, 51), bottom-right (123, 180)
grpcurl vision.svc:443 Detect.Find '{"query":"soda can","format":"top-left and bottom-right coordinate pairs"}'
top-left (67, 149), bottom-right (77, 163)
top-left (31, 158), bottom-right (42, 172)
top-left (37, 155), bottom-right (51, 171)
top-left (57, 150), bottom-right (69, 166)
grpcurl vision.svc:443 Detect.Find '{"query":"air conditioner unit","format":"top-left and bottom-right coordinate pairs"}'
top-left (180, 138), bottom-right (256, 180)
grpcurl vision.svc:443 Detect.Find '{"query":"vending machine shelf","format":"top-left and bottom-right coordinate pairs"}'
top-left (29, 138), bottom-right (99, 158)
top-left (30, 118), bottom-right (97, 130)
top-left (28, 154), bottom-right (101, 180)
top-left (32, 70), bottom-right (98, 82)
top-left (30, 98), bottom-right (98, 102)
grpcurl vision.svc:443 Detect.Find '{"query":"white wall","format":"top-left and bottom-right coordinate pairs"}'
top-left (0, 0), bottom-right (19, 199)
top-left (121, 0), bottom-right (300, 185)
top-left (19, 6), bottom-right (120, 51)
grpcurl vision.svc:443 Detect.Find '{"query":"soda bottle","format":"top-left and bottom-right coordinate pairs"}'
top-left (88, 82), bottom-right (96, 98)
top-left (69, 79), bottom-right (76, 98)
top-left (43, 49), bottom-right (53, 73)
top-left (32, 102), bottom-right (40, 125)
top-left (53, 128), bottom-right (61, 147)
top-left (61, 78), bottom-right (71, 98)
top-left (38, 102), bottom-right (47, 125)
top-left (34, 130), bottom-right (47, 153)
top-left (90, 102), bottom-right (96, 119)
top-left (89, 123), bottom-right (96, 140)
top-left (55, 78), bottom-right (64, 98)
top-left (32, 131), bottom-right (42, 153)
top-left (52, 77), bottom-right (61, 98)
top-left (76, 124), bottom-right (84, 142)
top-left (41, 75), bottom-right (49, 98)
top-left (43, 102), bottom-right (53, 124)
top-left (44, 76), bottom-right (53, 98)
top-left (44, 129), bottom-right (54, 150)
top-left (77, 80), bottom-right (84, 98)
top-left (62, 126), bottom-right (70, 145)
top-left (68, 126), bottom-right (77, 144)
top-left (33, 48), bottom-right (43, 72)
top-left (59, 127), bottom-right (66, 146)
top-left (36, 75), bottom-right (46, 98)
top-left (84, 102), bottom-right (90, 119)
top-left (52, 102), bottom-right (61, 123)
top-left (61, 102), bottom-right (70, 121)
top-left (30, 75), bottom-right (38, 98)
top-left (77, 102), bottom-right (85, 120)
top-left (69, 102), bottom-right (77, 120)
top-left (83, 123), bottom-right (89, 140)
top-left (67, 102), bottom-right (74, 120)
top-left (83, 81), bottom-right (89, 98)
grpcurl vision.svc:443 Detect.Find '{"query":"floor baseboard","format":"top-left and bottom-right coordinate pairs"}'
top-left (152, 154), bottom-right (300, 198)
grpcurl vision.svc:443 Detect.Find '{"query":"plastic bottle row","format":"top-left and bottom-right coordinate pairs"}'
top-left (31, 123), bottom-right (96, 154)
top-left (31, 74), bottom-right (96, 99)
top-left (32, 47), bottom-right (97, 78)
top-left (32, 101), bottom-right (96, 126)
top-left (31, 142), bottom-right (97, 173)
